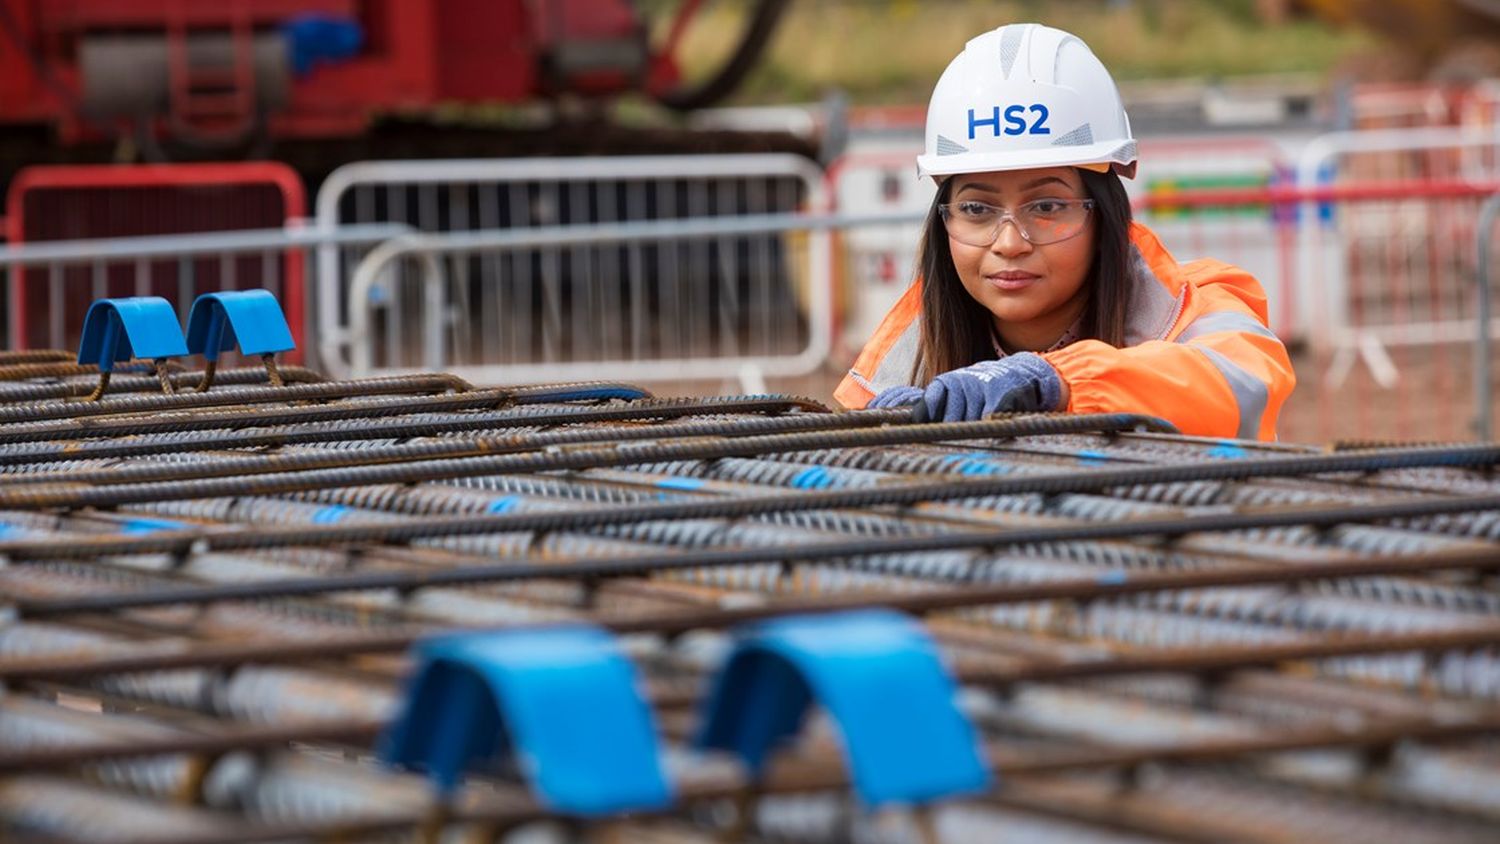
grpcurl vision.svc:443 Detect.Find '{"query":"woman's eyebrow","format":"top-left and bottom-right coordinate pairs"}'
top-left (954, 182), bottom-right (1000, 194)
top-left (1019, 176), bottom-right (1072, 191)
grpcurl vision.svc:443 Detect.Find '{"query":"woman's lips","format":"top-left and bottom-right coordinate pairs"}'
top-left (985, 271), bottom-right (1040, 291)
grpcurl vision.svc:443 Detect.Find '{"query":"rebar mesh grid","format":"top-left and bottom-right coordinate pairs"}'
top-left (5, 361), bottom-right (1500, 844)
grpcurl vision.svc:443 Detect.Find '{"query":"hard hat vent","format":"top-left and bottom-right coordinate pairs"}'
top-left (999, 25), bottom-right (1027, 78)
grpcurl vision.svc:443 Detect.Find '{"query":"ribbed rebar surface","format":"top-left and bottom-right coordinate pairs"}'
top-left (5, 358), bottom-right (1500, 844)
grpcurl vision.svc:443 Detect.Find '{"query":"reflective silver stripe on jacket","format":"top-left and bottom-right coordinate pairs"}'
top-left (855, 318), bottom-right (923, 394)
top-left (1177, 310), bottom-right (1280, 344)
top-left (1178, 309), bottom-right (1278, 438)
top-left (1190, 345), bottom-right (1268, 440)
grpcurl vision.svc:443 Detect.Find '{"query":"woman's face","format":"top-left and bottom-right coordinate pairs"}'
top-left (945, 166), bottom-right (1096, 351)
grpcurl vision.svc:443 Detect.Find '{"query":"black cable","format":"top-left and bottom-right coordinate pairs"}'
top-left (652, 0), bottom-right (791, 111)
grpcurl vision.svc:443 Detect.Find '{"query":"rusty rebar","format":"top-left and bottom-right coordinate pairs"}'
top-left (153, 358), bottom-right (176, 395)
top-left (0, 373), bottom-right (477, 425)
top-left (261, 354), bottom-right (282, 388)
top-left (0, 395), bottom-right (837, 463)
top-left (0, 435), bottom-right (1492, 535)
top-left (0, 349), bottom-right (74, 365)
top-left (194, 359), bottom-right (218, 393)
top-left (82, 371), bottom-right (110, 402)
top-left (11, 551), bottom-right (1500, 681)
top-left (17, 712), bottom-right (1500, 844)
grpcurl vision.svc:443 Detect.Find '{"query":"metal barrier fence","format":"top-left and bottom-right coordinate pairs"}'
top-left (337, 212), bottom-right (920, 389)
top-left (313, 155), bottom-right (824, 377)
top-left (1137, 179), bottom-right (1500, 443)
top-left (1126, 136), bottom-right (1295, 336)
top-left (1292, 123), bottom-right (1500, 354)
top-left (0, 223), bottom-right (412, 365)
top-left (824, 146), bottom-right (932, 361)
top-left (4, 162), bottom-right (307, 356)
top-left (1475, 191), bottom-right (1500, 441)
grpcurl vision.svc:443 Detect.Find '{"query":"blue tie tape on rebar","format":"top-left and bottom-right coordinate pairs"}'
top-left (120, 518), bottom-right (187, 535)
top-left (311, 506), bottom-right (349, 524)
top-left (939, 452), bottom-right (1011, 476)
top-left (77, 297), bottom-right (189, 372)
top-left (185, 290), bottom-right (296, 362)
top-left (791, 466), bottom-right (832, 489)
top-left (381, 624), bottom-right (673, 815)
top-left (486, 497), bottom-right (519, 514)
top-left (960, 460), bottom-right (1008, 475)
top-left (696, 609), bottom-right (991, 807)
top-left (1206, 441), bottom-right (1249, 460)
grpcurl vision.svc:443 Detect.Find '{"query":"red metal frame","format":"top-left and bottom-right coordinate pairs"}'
top-left (0, 0), bottom-right (667, 144)
top-left (5, 161), bottom-right (307, 360)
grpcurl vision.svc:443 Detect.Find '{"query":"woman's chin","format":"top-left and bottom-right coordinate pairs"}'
top-left (983, 300), bottom-right (1050, 326)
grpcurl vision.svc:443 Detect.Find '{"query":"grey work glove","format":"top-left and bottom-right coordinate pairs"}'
top-left (868, 384), bottom-right (924, 409)
top-left (915, 352), bottom-right (1064, 423)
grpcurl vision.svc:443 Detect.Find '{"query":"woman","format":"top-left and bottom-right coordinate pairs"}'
top-left (835, 23), bottom-right (1294, 441)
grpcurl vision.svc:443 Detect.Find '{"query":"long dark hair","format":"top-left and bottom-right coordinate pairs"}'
top-left (911, 168), bottom-right (1136, 384)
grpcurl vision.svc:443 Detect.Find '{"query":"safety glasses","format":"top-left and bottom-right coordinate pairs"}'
top-left (938, 198), bottom-right (1096, 247)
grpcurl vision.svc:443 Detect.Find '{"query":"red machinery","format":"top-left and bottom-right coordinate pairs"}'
top-left (0, 0), bottom-right (788, 155)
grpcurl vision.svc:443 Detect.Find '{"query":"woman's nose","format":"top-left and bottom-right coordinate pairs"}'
top-left (990, 218), bottom-right (1032, 257)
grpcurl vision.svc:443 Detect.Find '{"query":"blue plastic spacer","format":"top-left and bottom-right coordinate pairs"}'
top-left (696, 609), bottom-right (991, 807)
top-left (381, 624), bottom-right (673, 815)
top-left (76, 297), bottom-right (189, 373)
top-left (184, 289), bottom-right (296, 363)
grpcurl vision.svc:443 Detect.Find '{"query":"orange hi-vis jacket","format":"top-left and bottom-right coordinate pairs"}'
top-left (834, 222), bottom-right (1295, 441)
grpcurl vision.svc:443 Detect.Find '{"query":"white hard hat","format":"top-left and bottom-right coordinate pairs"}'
top-left (917, 23), bottom-right (1137, 181)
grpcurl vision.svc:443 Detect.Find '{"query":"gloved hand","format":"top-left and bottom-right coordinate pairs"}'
top-left (868, 384), bottom-right (924, 409)
top-left (915, 352), bottom-right (1064, 423)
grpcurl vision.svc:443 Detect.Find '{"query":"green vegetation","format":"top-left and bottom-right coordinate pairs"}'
top-left (661, 0), bottom-right (1374, 105)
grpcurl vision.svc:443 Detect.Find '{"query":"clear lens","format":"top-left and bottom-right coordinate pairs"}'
top-left (939, 199), bottom-right (1094, 246)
